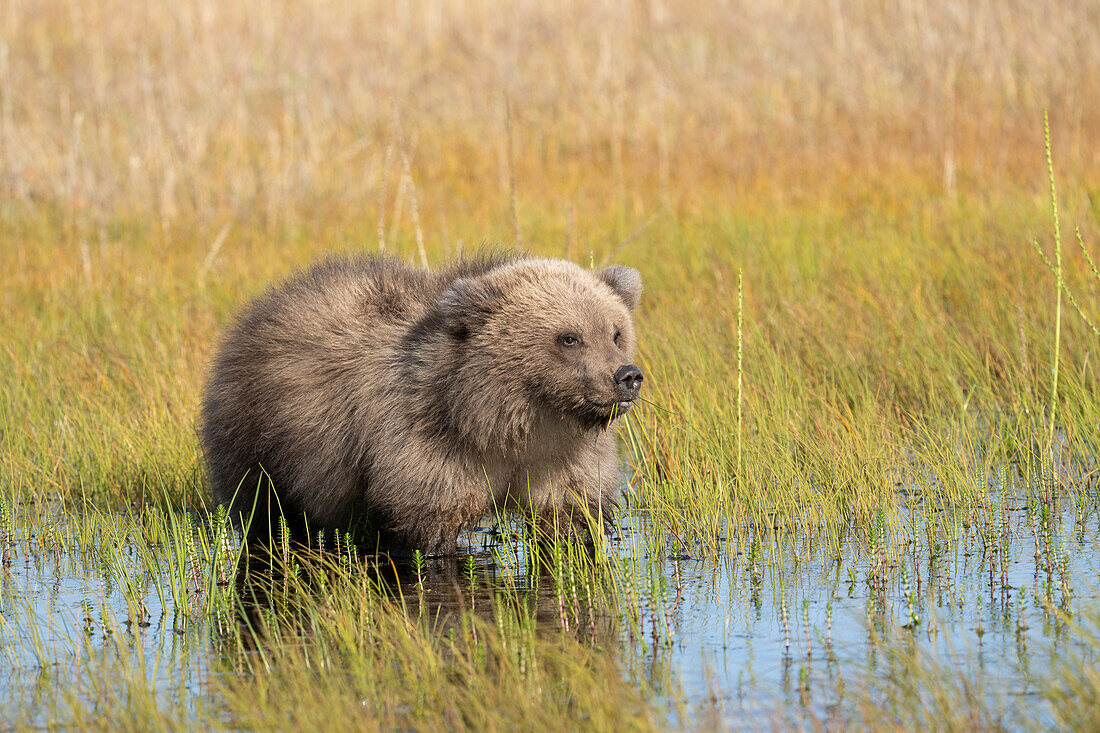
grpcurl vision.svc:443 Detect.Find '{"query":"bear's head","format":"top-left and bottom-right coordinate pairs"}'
top-left (433, 258), bottom-right (644, 447)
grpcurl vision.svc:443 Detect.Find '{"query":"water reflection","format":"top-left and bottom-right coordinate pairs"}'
top-left (1, 485), bottom-right (1098, 727)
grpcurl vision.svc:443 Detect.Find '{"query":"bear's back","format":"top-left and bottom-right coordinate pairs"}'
top-left (235, 253), bottom-right (515, 348)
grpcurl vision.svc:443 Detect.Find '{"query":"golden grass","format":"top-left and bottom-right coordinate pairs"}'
top-left (1, 0), bottom-right (1098, 233)
top-left (3, 0), bottom-right (1100, 525)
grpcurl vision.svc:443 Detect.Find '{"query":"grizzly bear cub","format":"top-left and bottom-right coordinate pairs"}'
top-left (200, 253), bottom-right (644, 555)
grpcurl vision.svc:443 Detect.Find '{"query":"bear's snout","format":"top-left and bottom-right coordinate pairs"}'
top-left (614, 364), bottom-right (644, 399)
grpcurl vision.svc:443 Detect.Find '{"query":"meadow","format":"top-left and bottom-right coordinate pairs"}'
top-left (2, 0), bottom-right (1100, 729)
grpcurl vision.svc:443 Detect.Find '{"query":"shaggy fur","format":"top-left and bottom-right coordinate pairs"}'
top-left (200, 253), bottom-right (644, 555)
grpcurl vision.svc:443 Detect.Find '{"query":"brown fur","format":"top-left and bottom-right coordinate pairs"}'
top-left (200, 253), bottom-right (643, 554)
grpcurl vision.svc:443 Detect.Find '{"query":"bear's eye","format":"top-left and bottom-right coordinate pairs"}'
top-left (613, 328), bottom-right (622, 346)
top-left (559, 333), bottom-right (581, 348)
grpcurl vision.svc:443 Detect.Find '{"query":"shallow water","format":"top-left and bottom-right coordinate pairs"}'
top-left (614, 502), bottom-right (1100, 727)
top-left (1, 483), bottom-right (1098, 729)
top-left (458, 486), bottom-right (1100, 728)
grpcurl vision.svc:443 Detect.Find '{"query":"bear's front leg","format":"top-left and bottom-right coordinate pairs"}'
top-left (533, 436), bottom-right (623, 548)
top-left (385, 502), bottom-right (488, 557)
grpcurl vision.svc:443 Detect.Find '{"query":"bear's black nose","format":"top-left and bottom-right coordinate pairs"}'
top-left (614, 364), bottom-right (644, 397)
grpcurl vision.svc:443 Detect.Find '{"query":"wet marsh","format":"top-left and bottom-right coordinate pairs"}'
top-left (3, 456), bottom-right (1100, 728)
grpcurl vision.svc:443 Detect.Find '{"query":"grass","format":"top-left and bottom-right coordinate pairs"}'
top-left (2, 0), bottom-right (1100, 729)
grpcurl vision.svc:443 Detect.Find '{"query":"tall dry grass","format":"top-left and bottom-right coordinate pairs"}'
top-left (1, 0), bottom-right (1097, 243)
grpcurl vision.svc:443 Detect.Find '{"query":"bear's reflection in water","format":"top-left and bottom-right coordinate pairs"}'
top-left (231, 524), bottom-right (617, 650)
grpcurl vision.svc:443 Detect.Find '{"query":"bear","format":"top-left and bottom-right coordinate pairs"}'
top-left (199, 253), bottom-right (644, 555)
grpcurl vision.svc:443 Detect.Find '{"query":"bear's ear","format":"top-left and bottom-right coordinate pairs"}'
top-left (437, 277), bottom-right (502, 339)
top-left (599, 266), bottom-right (643, 311)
